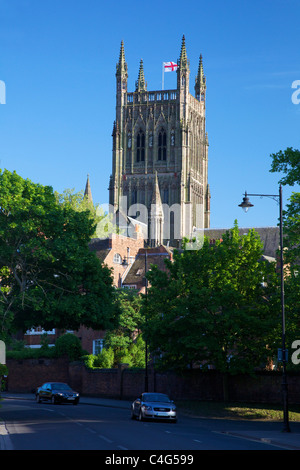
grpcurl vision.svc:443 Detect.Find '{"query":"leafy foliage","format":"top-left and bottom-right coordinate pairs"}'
top-left (55, 188), bottom-right (118, 239)
top-left (144, 223), bottom-right (279, 374)
top-left (83, 289), bottom-right (146, 369)
top-left (104, 288), bottom-right (145, 367)
top-left (0, 169), bottom-right (116, 338)
top-left (270, 147), bottom-right (300, 359)
top-left (270, 147), bottom-right (300, 187)
top-left (54, 333), bottom-right (84, 361)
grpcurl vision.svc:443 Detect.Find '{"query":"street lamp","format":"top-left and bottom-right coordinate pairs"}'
top-left (238, 185), bottom-right (290, 433)
top-left (144, 248), bottom-right (148, 392)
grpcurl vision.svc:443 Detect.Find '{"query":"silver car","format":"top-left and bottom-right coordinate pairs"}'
top-left (131, 392), bottom-right (177, 422)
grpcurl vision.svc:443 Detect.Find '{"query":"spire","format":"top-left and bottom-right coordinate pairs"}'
top-left (196, 54), bottom-right (205, 86)
top-left (84, 174), bottom-right (93, 204)
top-left (150, 172), bottom-right (164, 247)
top-left (179, 35), bottom-right (189, 71)
top-left (151, 171), bottom-right (163, 207)
top-left (195, 54), bottom-right (206, 101)
top-left (116, 40), bottom-right (128, 76)
top-left (135, 59), bottom-right (147, 92)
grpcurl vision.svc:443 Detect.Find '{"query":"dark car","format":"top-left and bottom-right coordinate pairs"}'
top-left (131, 392), bottom-right (177, 422)
top-left (36, 382), bottom-right (80, 405)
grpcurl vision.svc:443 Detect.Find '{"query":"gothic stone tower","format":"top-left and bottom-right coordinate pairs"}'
top-left (109, 36), bottom-right (210, 246)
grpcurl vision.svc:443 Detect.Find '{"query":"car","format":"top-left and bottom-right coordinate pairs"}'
top-left (131, 392), bottom-right (177, 422)
top-left (36, 382), bottom-right (80, 405)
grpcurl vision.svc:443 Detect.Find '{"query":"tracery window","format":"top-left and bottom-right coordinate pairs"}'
top-left (158, 129), bottom-right (167, 161)
top-left (136, 130), bottom-right (145, 162)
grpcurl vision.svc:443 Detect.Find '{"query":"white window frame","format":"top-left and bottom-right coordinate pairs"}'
top-left (93, 339), bottom-right (104, 355)
top-left (113, 253), bottom-right (122, 264)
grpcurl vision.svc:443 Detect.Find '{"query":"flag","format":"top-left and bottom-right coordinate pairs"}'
top-left (163, 61), bottom-right (178, 72)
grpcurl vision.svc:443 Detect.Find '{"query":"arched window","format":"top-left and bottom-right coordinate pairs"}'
top-left (158, 129), bottom-right (167, 161)
top-left (136, 130), bottom-right (145, 162)
top-left (113, 253), bottom-right (122, 264)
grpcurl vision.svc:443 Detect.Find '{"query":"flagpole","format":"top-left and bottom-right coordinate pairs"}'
top-left (162, 63), bottom-right (164, 90)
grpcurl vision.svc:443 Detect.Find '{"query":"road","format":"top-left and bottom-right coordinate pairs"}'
top-left (0, 396), bottom-right (298, 455)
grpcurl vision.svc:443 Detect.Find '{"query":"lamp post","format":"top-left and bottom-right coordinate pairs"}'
top-left (238, 185), bottom-right (290, 433)
top-left (144, 248), bottom-right (148, 392)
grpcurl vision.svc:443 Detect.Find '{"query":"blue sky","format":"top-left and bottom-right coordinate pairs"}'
top-left (0, 0), bottom-right (299, 230)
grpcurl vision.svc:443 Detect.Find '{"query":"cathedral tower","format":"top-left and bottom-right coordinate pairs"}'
top-left (109, 36), bottom-right (210, 246)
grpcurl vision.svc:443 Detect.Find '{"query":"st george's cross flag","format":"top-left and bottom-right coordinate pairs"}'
top-left (163, 61), bottom-right (178, 72)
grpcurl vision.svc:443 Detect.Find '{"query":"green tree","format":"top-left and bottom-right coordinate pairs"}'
top-left (270, 147), bottom-right (300, 359)
top-left (270, 147), bottom-right (300, 187)
top-left (54, 333), bottom-right (84, 362)
top-left (104, 288), bottom-right (145, 367)
top-left (55, 188), bottom-right (118, 239)
top-left (144, 223), bottom-right (279, 397)
top-left (270, 147), bottom-right (300, 263)
top-left (0, 169), bottom-right (116, 339)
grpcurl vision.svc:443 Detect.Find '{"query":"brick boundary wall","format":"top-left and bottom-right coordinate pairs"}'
top-left (4, 358), bottom-right (300, 404)
top-left (5, 358), bottom-right (70, 393)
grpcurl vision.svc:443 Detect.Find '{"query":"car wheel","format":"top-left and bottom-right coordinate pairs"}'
top-left (138, 409), bottom-right (144, 421)
top-left (51, 396), bottom-right (56, 405)
top-left (36, 394), bottom-right (41, 403)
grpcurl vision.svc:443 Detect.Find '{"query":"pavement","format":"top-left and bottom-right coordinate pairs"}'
top-left (1, 392), bottom-right (300, 450)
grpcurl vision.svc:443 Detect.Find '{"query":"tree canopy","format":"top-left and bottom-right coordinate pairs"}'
top-left (55, 188), bottom-right (117, 239)
top-left (270, 147), bottom-right (300, 187)
top-left (144, 223), bottom-right (279, 375)
top-left (270, 147), bottom-right (300, 264)
top-left (270, 147), bottom-right (300, 361)
top-left (103, 288), bottom-right (146, 368)
top-left (0, 169), bottom-right (116, 340)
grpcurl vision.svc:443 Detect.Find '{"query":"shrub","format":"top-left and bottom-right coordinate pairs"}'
top-left (7, 348), bottom-right (56, 359)
top-left (94, 347), bottom-right (114, 368)
top-left (82, 354), bottom-right (96, 368)
top-left (54, 333), bottom-right (83, 362)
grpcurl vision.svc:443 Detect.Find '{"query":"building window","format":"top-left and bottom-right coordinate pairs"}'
top-left (163, 189), bottom-right (169, 204)
top-left (136, 130), bottom-right (145, 162)
top-left (93, 339), bottom-right (104, 355)
top-left (113, 253), bottom-right (122, 264)
top-left (158, 129), bottom-right (167, 161)
top-left (131, 189), bottom-right (137, 205)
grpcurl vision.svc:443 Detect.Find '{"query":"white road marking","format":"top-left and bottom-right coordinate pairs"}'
top-left (98, 434), bottom-right (113, 444)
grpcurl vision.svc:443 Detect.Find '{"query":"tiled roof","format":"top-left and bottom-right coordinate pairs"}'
top-left (202, 227), bottom-right (280, 258)
top-left (88, 238), bottom-right (111, 261)
top-left (123, 248), bottom-right (171, 285)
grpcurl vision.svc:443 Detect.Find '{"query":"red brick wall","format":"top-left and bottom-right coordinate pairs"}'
top-left (75, 327), bottom-right (105, 355)
top-left (5, 358), bottom-right (300, 404)
top-left (6, 358), bottom-right (69, 393)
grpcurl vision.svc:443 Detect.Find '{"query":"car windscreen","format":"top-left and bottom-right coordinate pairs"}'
top-left (143, 393), bottom-right (171, 402)
top-left (51, 383), bottom-right (72, 390)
